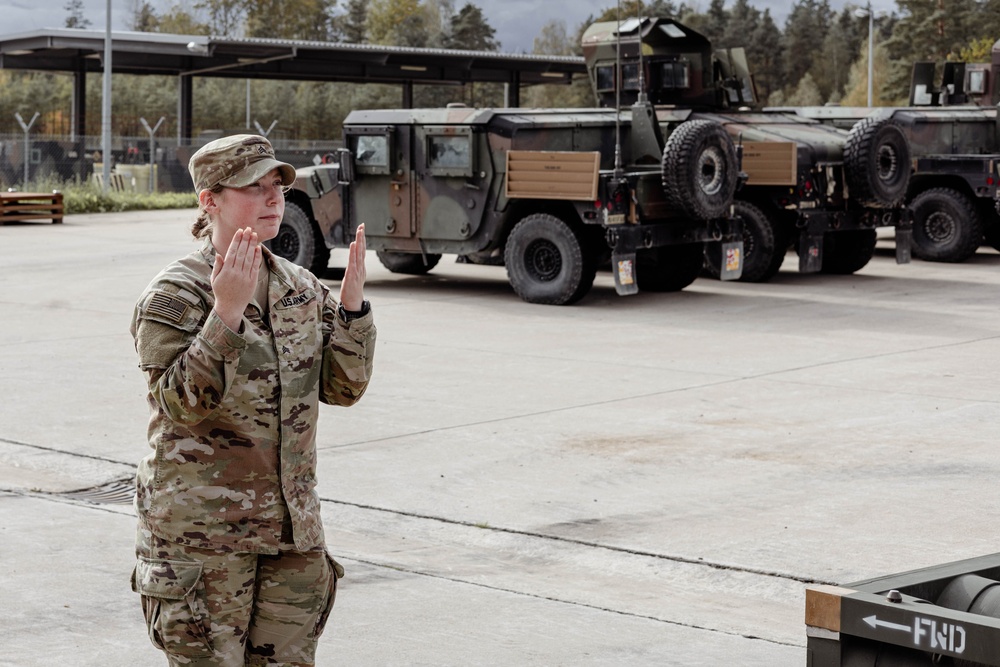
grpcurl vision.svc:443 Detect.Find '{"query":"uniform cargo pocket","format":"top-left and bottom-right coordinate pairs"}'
top-left (132, 557), bottom-right (213, 659)
top-left (312, 552), bottom-right (343, 639)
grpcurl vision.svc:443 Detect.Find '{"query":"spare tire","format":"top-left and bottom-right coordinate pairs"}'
top-left (661, 119), bottom-right (738, 220)
top-left (844, 117), bottom-right (911, 208)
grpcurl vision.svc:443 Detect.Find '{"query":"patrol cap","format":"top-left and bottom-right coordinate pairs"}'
top-left (188, 134), bottom-right (296, 192)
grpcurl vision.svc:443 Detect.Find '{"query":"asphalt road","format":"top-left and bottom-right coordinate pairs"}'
top-left (1, 210), bottom-right (998, 666)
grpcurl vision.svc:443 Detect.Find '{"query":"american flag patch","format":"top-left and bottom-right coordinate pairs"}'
top-left (147, 293), bottom-right (188, 323)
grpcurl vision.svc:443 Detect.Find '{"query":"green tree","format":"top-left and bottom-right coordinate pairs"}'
top-left (814, 8), bottom-right (863, 101)
top-left (959, 36), bottom-right (996, 62)
top-left (195, 0), bottom-right (246, 36)
top-left (975, 0), bottom-right (1000, 46)
top-left (782, 0), bottom-right (834, 97)
top-left (340, 0), bottom-right (368, 43)
top-left (367, 0), bottom-right (428, 47)
top-left (593, 0), bottom-right (678, 22)
top-left (523, 19), bottom-right (593, 109)
top-left (701, 0), bottom-right (728, 43)
top-left (155, 4), bottom-right (210, 34)
top-left (719, 0), bottom-right (758, 49)
top-left (443, 3), bottom-right (499, 50)
top-left (64, 0), bottom-right (92, 28)
top-left (883, 0), bottom-right (977, 101)
top-left (748, 9), bottom-right (784, 104)
top-left (786, 71), bottom-right (823, 105)
top-left (841, 40), bottom-right (895, 105)
top-left (245, 0), bottom-right (337, 40)
top-left (125, 0), bottom-right (160, 32)
top-left (424, 0), bottom-right (456, 47)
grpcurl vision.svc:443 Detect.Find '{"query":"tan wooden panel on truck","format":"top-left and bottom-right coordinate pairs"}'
top-left (506, 150), bottom-right (600, 201)
top-left (741, 141), bottom-right (797, 186)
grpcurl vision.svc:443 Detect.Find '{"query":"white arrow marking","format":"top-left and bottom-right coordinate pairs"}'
top-left (863, 615), bottom-right (912, 633)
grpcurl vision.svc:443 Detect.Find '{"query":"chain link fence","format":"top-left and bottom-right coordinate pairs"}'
top-left (0, 132), bottom-right (342, 193)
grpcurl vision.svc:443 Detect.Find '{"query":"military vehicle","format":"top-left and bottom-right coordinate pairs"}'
top-left (806, 553), bottom-right (1000, 666)
top-left (280, 100), bottom-right (745, 305)
top-left (772, 52), bottom-right (1000, 263)
top-left (274, 16), bottom-right (911, 293)
top-left (581, 17), bottom-right (913, 282)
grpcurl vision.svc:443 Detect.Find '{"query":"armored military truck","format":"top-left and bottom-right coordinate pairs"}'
top-left (581, 17), bottom-right (913, 282)
top-left (773, 54), bottom-right (1000, 263)
top-left (281, 102), bottom-right (743, 305)
top-left (806, 553), bottom-right (1000, 666)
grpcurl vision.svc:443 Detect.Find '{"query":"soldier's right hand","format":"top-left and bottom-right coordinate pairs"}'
top-left (211, 227), bottom-right (261, 332)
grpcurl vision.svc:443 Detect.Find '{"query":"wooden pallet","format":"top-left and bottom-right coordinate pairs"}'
top-left (0, 192), bottom-right (65, 225)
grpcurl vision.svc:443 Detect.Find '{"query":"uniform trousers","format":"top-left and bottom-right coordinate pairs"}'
top-left (133, 528), bottom-right (339, 667)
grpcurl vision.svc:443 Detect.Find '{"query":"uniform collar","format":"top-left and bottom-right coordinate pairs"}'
top-left (199, 237), bottom-right (297, 294)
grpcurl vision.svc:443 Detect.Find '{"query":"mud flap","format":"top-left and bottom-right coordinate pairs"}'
top-left (612, 252), bottom-right (639, 296)
top-left (799, 234), bottom-right (823, 273)
top-left (718, 241), bottom-right (744, 281)
top-left (895, 216), bottom-right (912, 264)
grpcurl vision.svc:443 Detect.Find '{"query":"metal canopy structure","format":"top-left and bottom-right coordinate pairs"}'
top-left (0, 28), bottom-right (587, 141)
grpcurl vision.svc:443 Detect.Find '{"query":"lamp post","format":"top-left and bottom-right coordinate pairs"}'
top-left (855, 2), bottom-right (875, 107)
top-left (101, 0), bottom-right (112, 193)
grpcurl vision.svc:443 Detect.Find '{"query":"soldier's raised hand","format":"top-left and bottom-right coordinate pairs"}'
top-left (212, 227), bottom-right (261, 331)
top-left (340, 223), bottom-right (367, 312)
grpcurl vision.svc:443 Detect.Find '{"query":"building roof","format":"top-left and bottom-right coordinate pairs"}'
top-left (0, 28), bottom-right (586, 87)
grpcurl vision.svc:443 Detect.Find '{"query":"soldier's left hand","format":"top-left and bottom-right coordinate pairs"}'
top-left (340, 224), bottom-right (366, 312)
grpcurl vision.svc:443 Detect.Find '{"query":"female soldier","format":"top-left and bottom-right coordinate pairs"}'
top-left (129, 134), bottom-right (375, 666)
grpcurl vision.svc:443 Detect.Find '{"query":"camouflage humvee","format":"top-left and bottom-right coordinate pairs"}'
top-left (772, 53), bottom-right (1000, 263)
top-left (284, 103), bottom-right (743, 305)
top-left (581, 17), bottom-right (913, 281)
top-left (276, 17), bottom-right (911, 289)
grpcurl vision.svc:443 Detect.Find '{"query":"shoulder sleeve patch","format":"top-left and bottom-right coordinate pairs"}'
top-left (146, 292), bottom-right (189, 324)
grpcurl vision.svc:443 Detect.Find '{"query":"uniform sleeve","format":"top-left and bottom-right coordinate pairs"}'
top-left (319, 291), bottom-right (376, 407)
top-left (132, 287), bottom-right (246, 425)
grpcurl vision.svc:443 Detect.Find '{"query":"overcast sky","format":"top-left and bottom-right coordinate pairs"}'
top-left (2, 0), bottom-right (899, 52)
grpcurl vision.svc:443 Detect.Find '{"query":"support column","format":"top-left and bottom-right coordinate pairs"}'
top-left (178, 75), bottom-right (194, 144)
top-left (506, 71), bottom-right (521, 108)
top-left (72, 60), bottom-right (86, 141)
top-left (402, 81), bottom-right (413, 109)
top-left (72, 60), bottom-right (88, 182)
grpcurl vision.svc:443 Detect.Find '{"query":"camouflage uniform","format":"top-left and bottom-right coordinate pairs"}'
top-left (130, 221), bottom-right (374, 663)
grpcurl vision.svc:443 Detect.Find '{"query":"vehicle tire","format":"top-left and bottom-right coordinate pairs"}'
top-left (704, 200), bottom-right (785, 282)
top-left (662, 119), bottom-right (739, 220)
top-left (910, 187), bottom-right (983, 262)
top-left (818, 229), bottom-right (877, 274)
top-left (843, 117), bottom-right (911, 208)
top-left (267, 200), bottom-right (331, 276)
top-left (376, 251), bottom-right (442, 274)
top-left (504, 213), bottom-right (595, 305)
top-left (636, 243), bottom-right (704, 292)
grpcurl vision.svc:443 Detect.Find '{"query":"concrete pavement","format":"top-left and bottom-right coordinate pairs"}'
top-left (1, 209), bottom-right (999, 666)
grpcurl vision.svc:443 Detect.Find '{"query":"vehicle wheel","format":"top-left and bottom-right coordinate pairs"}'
top-left (504, 213), bottom-right (595, 305)
top-left (376, 251), bottom-right (442, 274)
top-left (843, 117), bottom-right (911, 208)
top-left (704, 200), bottom-right (785, 282)
top-left (818, 229), bottom-right (877, 274)
top-left (266, 201), bottom-right (331, 276)
top-left (662, 119), bottom-right (739, 220)
top-left (910, 187), bottom-right (983, 262)
top-left (636, 243), bottom-right (704, 292)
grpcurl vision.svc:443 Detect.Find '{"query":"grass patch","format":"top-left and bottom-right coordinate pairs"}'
top-left (12, 177), bottom-right (198, 214)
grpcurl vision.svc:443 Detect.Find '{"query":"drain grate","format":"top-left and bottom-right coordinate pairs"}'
top-left (55, 478), bottom-right (135, 505)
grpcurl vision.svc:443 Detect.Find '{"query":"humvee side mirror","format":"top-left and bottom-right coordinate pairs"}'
top-left (337, 147), bottom-right (354, 185)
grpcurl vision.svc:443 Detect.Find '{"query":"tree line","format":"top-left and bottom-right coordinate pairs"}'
top-left (1, 0), bottom-right (998, 139)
